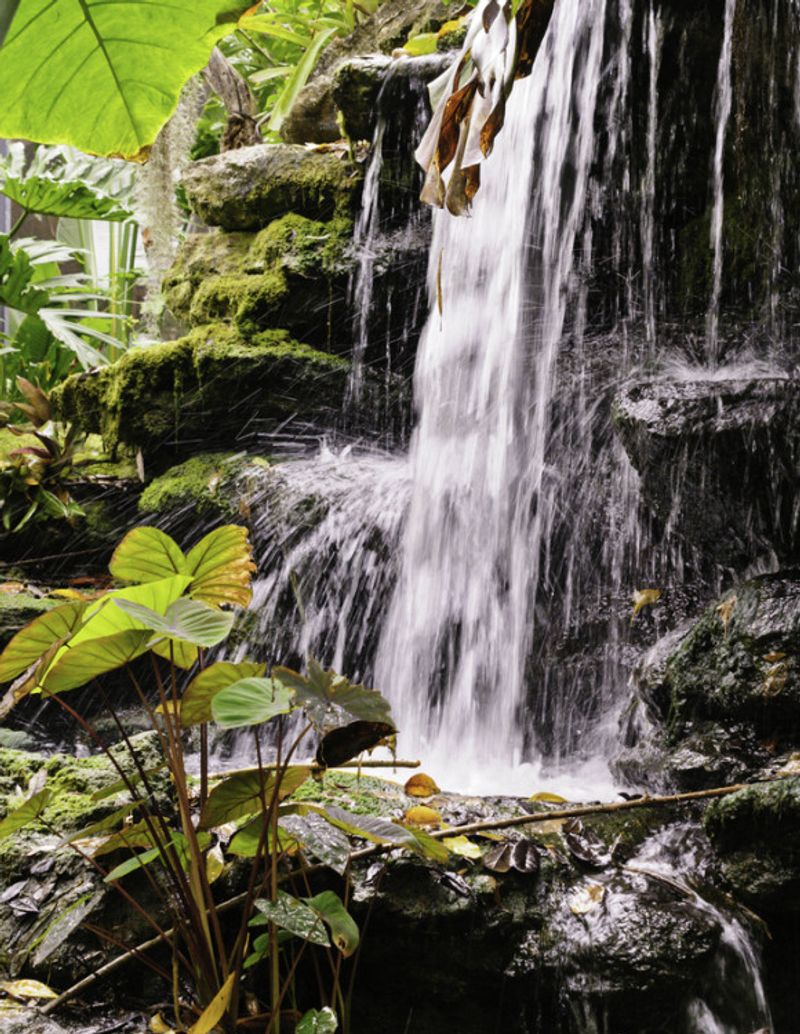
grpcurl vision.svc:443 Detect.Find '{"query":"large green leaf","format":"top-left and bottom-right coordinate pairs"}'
top-left (0, 2), bottom-right (20, 47)
top-left (186, 525), bottom-right (255, 609)
top-left (39, 629), bottom-right (152, 694)
top-left (0, 600), bottom-right (86, 683)
top-left (278, 813), bottom-right (351, 876)
top-left (0, 143), bottom-right (135, 221)
top-left (250, 890), bottom-right (330, 947)
top-left (200, 766), bottom-right (311, 829)
top-left (109, 527), bottom-right (187, 584)
top-left (181, 660), bottom-right (265, 727)
top-left (211, 677), bottom-right (294, 729)
top-left (113, 596), bottom-right (235, 648)
top-left (67, 576), bottom-right (193, 648)
top-left (0, 0), bottom-right (251, 160)
top-left (273, 659), bottom-right (395, 732)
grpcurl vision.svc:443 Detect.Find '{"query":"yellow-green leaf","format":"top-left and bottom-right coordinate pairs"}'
top-left (109, 527), bottom-right (186, 584)
top-left (186, 525), bottom-right (255, 608)
top-left (182, 661), bottom-right (266, 726)
top-left (0, 978), bottom-right (57, 1000)
top-left (0, 601), bottom-right (86, 683)
top-left (188, 972), bottom-right (237, 1034)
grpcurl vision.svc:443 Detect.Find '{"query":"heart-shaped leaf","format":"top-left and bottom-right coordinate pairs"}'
top-left (109, 527), bottom-right (186, 584)
top-left (186, 525), bottom-right (255, 609)
top-left (181, 660), bottom-right (265, 726)
top-left (211, 677), bottom-right (294, 729)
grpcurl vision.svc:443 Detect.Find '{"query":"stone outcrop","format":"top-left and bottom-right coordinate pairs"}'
top-left (613, 376), bottom-right (800, 564)
top-left (181, 144), bottom-right (361, 232)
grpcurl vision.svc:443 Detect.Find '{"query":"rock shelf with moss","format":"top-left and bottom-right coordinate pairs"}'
top-left (52, 324), bottom-right (351, 458)
top-left (139, 451), bottom-right (270, 521)
top-left (181, 144), bottom-right (362, 232)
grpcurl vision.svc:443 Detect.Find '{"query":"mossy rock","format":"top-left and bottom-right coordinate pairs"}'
top-left (52, 324), bottom-right (351, 458)
top-left (648, 572), bottom-right (800, 741)
top-left (138, 451), bottom-right (269, 521)
top-left (705, 777), bottom-right (800, 912)
top-left (181, 144), bottom-right (362, 231)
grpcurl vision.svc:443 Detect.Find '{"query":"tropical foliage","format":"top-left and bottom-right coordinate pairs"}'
top-left (0, 525), bottom-right (447, 1032)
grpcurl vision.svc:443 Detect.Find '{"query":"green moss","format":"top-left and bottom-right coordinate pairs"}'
top-left (250, 213), bottom-right (352, 277)
top-left (189, 270), bottom-right (289, 333)
top-left (293, 770), bottom-right (405, 817)
top-left (705, 776), bottom-right (800, 850)
top-left (139, 451), bottom-right (264, 518)
top-left (52, 324), bottom-right (351, 456)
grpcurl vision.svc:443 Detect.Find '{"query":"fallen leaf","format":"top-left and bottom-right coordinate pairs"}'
top-left (631, 588), bottom-right (662, 623)
top-left (442, 835), bottom-right (483, 860)
top-left (529, 791), bottom-right (568, 804)
top-left (403, 805), bottom-right (442, 828)
top-left (405, 773), bottom-right (440, 798)
top-left (763, 652), bottom-right (786, 663)
top-left (483, 839), bottom-right (540, 875)
top-left (716, 595), bottom-right (737, 632)
top-left (149, 1015), bottom-right (175, 1034)
top-left (205, 844), bottom-right (225, 885)
top-left (763, 662), bottom-right (788, 697)
top-left (0, 979), bottom-right (58, 1000)
top-left (569, 882), bottom-right (605, 915)
top-left (0, 582), bottom-right (26, 595)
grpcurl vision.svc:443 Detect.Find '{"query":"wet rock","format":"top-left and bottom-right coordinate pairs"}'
top-left (613, 376), bottom-right (800, 564)
top-left (705, 776), bottom-right (800, 913)
top-left (280, 0), bottom-right (451, 144)
top-left (0, 1006), bottom-right (70, 1034)
top-left (51, 324), bottom-right (352, 460)
top-left (181, 144), bottom-right (361, 231)
top-left (137, 451), bottom-right (270, 525)
top-left (332, 53), bottom-right (450, 143)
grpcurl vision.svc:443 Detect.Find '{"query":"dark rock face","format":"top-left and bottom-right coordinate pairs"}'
top-left (181, 145), bottom-right (362, 231)
top-left (705, 776), bottom-right (800, 914)
top-left (613, 376), bottom-right (800, 564)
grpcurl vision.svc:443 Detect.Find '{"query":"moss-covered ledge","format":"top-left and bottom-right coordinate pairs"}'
top-left (181, 144), bottom-right (362, 231)
top-left (163, 215), bottom-right (354, 348)
top-left (52, 324), bottom-right (351, 458)
top-left (138, 451), bottom-right (270, 521)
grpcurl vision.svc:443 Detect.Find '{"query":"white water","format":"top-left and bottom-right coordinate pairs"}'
top-left (706, 0), bottom-right (738, 361)
top-left (373, 0), bottom-right (610, 795)
top-left (641, 1), bottom-right (663, 347)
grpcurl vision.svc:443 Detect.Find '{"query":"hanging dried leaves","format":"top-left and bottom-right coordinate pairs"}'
top-left (483, 838), bottom-right (541, 875)
top-left (562, 819), bottom-right (612, 869)
top-left (416, 0), bottom-right (556, 214)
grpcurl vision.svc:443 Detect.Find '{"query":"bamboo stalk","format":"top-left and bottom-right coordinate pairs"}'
top-left (41, 775), bottom-right (779, 1015)
top-left (207, 759), bottom-right (421, 781)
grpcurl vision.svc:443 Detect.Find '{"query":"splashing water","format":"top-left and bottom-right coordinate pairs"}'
top-left (372, 0), bottom-right (610, 795)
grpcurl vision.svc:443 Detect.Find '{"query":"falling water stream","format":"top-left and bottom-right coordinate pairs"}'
top-left (228, 3), bottom-right (796, 1025)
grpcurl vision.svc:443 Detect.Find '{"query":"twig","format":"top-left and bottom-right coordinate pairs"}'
top-left (41, 776), bottom-right (779, 1014)
top-left (207, 760), bottom-right (421, 780)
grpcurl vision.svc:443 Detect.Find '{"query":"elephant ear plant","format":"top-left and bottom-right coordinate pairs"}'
top-left (0, 524), bottom-right (447, 1032)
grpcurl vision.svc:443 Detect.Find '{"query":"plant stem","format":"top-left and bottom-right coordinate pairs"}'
top-left (8, 208), bottom-right (28, 239)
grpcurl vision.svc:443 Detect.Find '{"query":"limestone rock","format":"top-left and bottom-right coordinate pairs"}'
top-left (181, 144), bottom-right (361, 231)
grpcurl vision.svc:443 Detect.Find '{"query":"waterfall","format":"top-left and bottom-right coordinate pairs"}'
top-left (641, 1), bottom-right (662, 347)
top-left (706, 0), bottom-right (737, 361)
top-left (373, 0), bottom-right (609, 795)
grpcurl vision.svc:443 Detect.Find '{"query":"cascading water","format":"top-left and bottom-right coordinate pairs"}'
top-left (374, 0), bottom-right (610, 796)
top-left (706, 0), bottom-right (737, 361)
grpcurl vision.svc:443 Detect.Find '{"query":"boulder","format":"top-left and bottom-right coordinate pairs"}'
top-left (181, 145), bottom-right (361, 231)
top-left (51, 324), bottom-right (351, 460)
top-left (613, 376), bottom-right (800, 564)
top-left (705, 776), bottom-right (800, 913)
top-left (280, 0), bottom-right (451, 144)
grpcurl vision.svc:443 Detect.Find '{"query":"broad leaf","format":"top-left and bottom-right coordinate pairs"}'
top-left (211, 677), bottom-right (293, 729)
top-left (181, 660), bottom-right (265, 727)
top-left (31, 890), bottom-right (104, 966)
top-left (227, 815), bottom-right (300, 858)
top-left (0, 600), bottom-right (86, 683)
top-left (316, 720), bottom-right (395, 768)
top-left (279, 813), bottom-right (351, 876)
top-left (39, 629), bottom-right (151, 694)
top-left (296, 1009), bottom-right (338, 1034)
top-left (66, 576), bottom-right (193, 648)
top-left (273, 660), bottom-right (394, 732)
top-left (0, 788), bottom-right (51, 839)
top-left (314, 804), bottom-right (449, 864)
top-left (0, 0), bottom-right (251, 161)
top-left (186, 525), bottom-right (255, 609)
top-left (251, 890), bottom-right (330, 946)
top-left (113, 596), bottom-right (235, 648)
top-left (302, 891), bottom-right (358, 957)
top-left (0, 143), bottom-right (134, 221)
top-left (109, 527), bottom-right (186, 584)
top-left (200, 766), bottom-right (311, 829)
